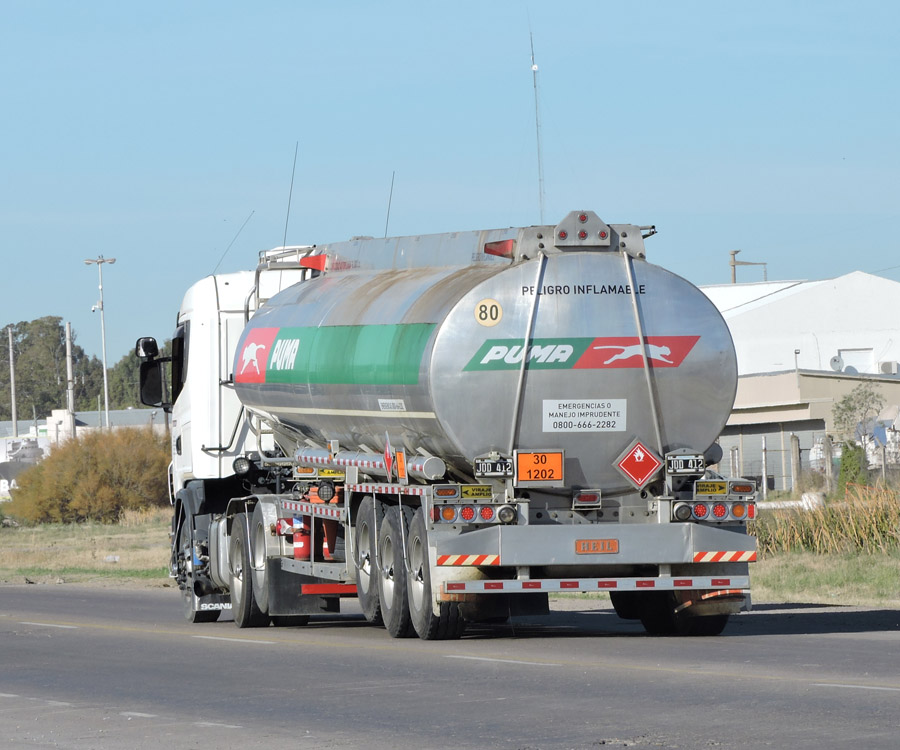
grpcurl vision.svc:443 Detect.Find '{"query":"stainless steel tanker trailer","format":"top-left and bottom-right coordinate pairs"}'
top-left (137, 210), bottom-right (758, 639)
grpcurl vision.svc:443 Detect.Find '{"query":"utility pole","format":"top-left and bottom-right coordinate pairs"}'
top-left (65, 322), bottom-right (76, 440)
top-left (8, 325), bottom-right (17, 437)
top-left (84, 255), bottom-right (116, 429)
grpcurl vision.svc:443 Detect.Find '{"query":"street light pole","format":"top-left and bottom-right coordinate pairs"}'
top-left (84, 255), bottom-right (116, 429)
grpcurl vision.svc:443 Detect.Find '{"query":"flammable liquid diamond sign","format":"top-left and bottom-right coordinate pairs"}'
top-left (615, 440), bottom-right (662, 489)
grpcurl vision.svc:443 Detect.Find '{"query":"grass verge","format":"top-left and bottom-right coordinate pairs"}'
top-left (1, 507), bottom-right (898, 608)
top-left (0, 507), bottom-right (171, 587)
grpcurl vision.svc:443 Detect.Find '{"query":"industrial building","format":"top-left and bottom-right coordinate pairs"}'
top-left (703, 271), bottom-right (900, 493)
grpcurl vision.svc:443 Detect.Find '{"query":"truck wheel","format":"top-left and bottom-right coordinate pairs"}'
top-left (355, 496), bottom-right (384, 625)
top-left (406, 508), bottom-right (465, 640)
top-left (376, 505), bottom-right (415, 638)
top-left (179, 516), bottom-right (219, 623)
top-left (638, 592), bottom-right (730, 636)
top-left (609, 591), bottom-right (641, 620)
top-left (250, 504), bottom-right (270, 615)
top-left (230, 513), bottom-right (268, 628)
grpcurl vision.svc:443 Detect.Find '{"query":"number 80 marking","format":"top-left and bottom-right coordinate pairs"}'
top-left (474, 298), bottom-right (503, 327)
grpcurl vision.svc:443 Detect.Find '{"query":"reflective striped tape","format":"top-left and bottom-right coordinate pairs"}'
top-left (437, 554), bottom-right (501, 566)
top-left (693, 550), bottom-right (757, 563)
top-left (280, 501), bottom-right (345, 520)
top-left (442, 575), bottom-right (750, 594)
top-left (347, 483), bottom-right (428, 496)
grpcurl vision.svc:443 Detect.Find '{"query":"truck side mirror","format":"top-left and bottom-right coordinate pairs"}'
top-left (139, 360), bottom-right (172, 411)
top-left (135, 337), bottom-right (160, 360)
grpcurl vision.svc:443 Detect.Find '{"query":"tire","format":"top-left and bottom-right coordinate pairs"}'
top-left (250, 504), bottom-right (269, 615)
top-left (609, 591), bottom-right (642, 620)
top-left (230, 513), bottom-right (268, 628)
top-left (179, 515), bottom-right (218, 624)
top-left (406, 509), bottom-right (465, 640)
top-left (355, 496), bottom-right (384, 625)
top-left (638, 592), bottom-right (730, 636)
top-left (376, 505), bottom-right (415, 638)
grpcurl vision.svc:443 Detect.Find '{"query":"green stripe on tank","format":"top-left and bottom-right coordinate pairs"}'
top-left (265, 324), bottom-right (436, 385)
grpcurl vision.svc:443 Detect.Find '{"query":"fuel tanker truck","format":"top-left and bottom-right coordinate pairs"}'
top-left (137, 210), bottom-right (758, 639)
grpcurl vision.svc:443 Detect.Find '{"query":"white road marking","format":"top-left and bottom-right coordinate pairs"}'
top-left (120, 711), bottom-right (158, 718)
top-left (19, 621), bottom-right (78, 629)
top-left (193, 635), bottom-right (276, 645)
top-left (813, 683), bottom-right (900, 693)
top-left (195, 721), bottom-right (242, 729)
top-left (0, 693), bottom-right (20, 698)
top-left (445, 655), bottom-right (558, 667)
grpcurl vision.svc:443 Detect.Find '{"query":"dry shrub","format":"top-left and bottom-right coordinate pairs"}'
top-left (8, 428), bottom-right (169, 524)
top-left (751, 484), bottom-right (900, 555)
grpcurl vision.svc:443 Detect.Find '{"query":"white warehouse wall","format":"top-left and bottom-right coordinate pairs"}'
top-left (702, 271), bottom-right (900, 376)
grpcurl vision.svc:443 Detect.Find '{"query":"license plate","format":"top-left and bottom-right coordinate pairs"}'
top-left (474, 458), bottom-right (513, 477)
top-left (666, 454), bottom-right (705, 475)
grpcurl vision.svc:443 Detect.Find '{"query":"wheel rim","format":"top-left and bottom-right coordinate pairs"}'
top-left (409, 532), bottom-right (425, 611)
top-left (380, 530), bottom-right (395, 604)
top-left (358, 519), bottom-right (373, 594)
top-left (232, 536), bottom-right (245, 602)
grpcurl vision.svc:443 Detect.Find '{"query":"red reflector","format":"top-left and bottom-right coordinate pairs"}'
top-left (523, 581), bottom-right (542, 589)
top-left (578, 230), bottom-right (587, 240)
top-left (300, 254), bottom-right (327, 271)
top-left (446, 583), bottom-right (465, 591)
top-left (712, 579), bottom-right (731, 586)
top-left (599, 230), bottom-right (608, 239)
top-left (712, 503), bottom-right (728, 518)
top-left (674, 579), bottom-right (693, 587)
top-left (575, 492), bottom-right (600, 504)
top-left (558, 230), bottom-right (568, 240)
top-left (636, 580), bottom-right (656, 588)
top-left (460, 506), bottom-right (476, 522)
top-left (748, 504), bottom-right (756, 519)
top-left (597, 581), bottom-right (617, 589)
top-left (480, 506), bottom-right (495, 521)
top-left (484, 239), bottom-right (515, 258)
top-left (560, 581), bottom-right (579, 589)
top-left (485, 581), bottom-right (503, 590)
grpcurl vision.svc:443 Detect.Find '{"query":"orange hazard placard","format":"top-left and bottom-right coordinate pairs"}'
top-left (515, 451), bottom-right (564, 485)
top-left (395, 450), bottom-right (408, 485)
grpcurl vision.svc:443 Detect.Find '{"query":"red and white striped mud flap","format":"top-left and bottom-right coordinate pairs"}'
top-left (442, 575), bottom-right (751, 595)
top-left (693, 550), bottom-right (758, 563)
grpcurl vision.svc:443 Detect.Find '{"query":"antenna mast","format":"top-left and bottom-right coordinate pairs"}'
top-left (530, 31), bottom-right (545, 224)
top-left (282, 141), bottom-right (299, 249)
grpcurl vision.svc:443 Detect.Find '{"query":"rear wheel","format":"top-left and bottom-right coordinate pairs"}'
top-left (355, 496), bottom-right (383, 625)
top-left (178, 515), bottom-right (218, 624)
top-left (406, 509), bottom-right (465, 640)
top-left (377, 505), bottom-right (415, 638)
top-left (230, 513), bottom-right (268, 628)
top-left (638, 592), bottom-right (729, 636)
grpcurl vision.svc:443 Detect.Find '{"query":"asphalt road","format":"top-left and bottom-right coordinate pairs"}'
top-left (1, 585), bottom-right (899, 749)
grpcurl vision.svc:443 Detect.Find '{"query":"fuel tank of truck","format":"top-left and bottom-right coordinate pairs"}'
top-left (233, 214), bottom-right (736, 492)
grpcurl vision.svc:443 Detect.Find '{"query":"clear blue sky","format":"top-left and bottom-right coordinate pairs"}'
top-left (2, 1), bottom-right (898, 362)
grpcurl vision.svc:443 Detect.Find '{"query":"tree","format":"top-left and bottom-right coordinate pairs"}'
top-left (7, 428), bottom-right (170, 523)
top-left (0, 317), bottom-right (145, 421)
top-left (832, 382), bottom-right (884, 441)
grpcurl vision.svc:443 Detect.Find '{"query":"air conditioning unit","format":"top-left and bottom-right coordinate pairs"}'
top-left (879, 361), bottom-right (899, 375)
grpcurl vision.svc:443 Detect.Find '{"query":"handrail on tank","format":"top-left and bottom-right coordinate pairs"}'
top-left (243, 244), bottom-right (317, 323)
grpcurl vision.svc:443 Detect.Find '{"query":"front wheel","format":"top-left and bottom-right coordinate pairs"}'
top-left (230, 513), bottom-right (268, 628)
top-left (178, 515), bottom-right (218, 624)
top-left (406, 509), bottom-right (465, 640)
